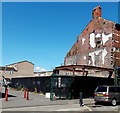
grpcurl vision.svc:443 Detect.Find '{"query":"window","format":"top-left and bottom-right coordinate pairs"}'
top-left (116, 87), bottom-right (120, 93)
top-left (96, 86), bottom-right (107, 92)
top-left (109, 87), bottom-right (116, 92)
top-left (10, 71), bottom-right (14, 75)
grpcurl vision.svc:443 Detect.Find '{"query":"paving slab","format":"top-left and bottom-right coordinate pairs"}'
top-left (4, 88), bottom-right (118, 112)
top-left (1, 88), bottom-right (94, 111)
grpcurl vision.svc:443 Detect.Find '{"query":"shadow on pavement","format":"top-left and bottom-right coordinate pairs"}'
top-left (1, 93), bottom-right (16, 98)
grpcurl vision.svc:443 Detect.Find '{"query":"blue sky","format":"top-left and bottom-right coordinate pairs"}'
top-left (2, 2), bottom-right (118, 71)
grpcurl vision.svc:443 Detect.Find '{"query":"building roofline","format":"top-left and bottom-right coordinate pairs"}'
top-left (99, 17), bottom-right (116, 24)
top-left (0, 66), bottom-right (17, 71)
top-left (54, 65), bottom-right (114, 72)
top-left (78, 16), bottom-right (118, 38)
top-left (6, 60), bottom-right (34, 66)
top-left (34, 71), bottom-right (53, 73)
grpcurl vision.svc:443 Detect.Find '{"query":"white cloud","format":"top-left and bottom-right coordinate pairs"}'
top-left (35, 66), bottom-right (46, 72)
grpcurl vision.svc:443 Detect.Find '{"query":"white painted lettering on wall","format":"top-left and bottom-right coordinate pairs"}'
top-left (89, 52), bottom-right (95, 65)
top-left (95, 33), bottom-right (101, 38)
top-left (102, 33), bottom-right (112, 45)
top-left (88, 48), bottom-right (108, 66)
top-left (94, 50), bottom-right (102, 55)
top-left (90, 33), bottom-right (96, 48)
top-left (84, 56), bottom-right (86, 60)
top-left (82, 38), bottom-right (85, 45)
top-left (102, 49), bottom-right (108, 65)
top-left (89, 32), bottom-right (112, 48)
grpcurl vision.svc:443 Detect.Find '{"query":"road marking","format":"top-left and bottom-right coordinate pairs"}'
top-left (56, 108), bottom-right (84, 111)
top-left (2, 105), bottom-right (92, 112)
top-left (56, 105), bottom-right (92, 111)
top-left (84, 105), bottom-right (92, 111)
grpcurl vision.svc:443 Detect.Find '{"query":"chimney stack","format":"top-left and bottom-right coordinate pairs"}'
top-left (92, 5), bottom-right (102, 19)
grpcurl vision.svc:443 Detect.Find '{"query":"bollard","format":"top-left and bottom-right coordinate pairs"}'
top-left (26, 90), bottom-right (29, 100)
top-left (79, 92), bottom-right (84, 106)
top-left (5, 85), bottom-right (7, 96)
top-left (24, 89), bottom-right (27, 98)
top-left (5, 88), bottom-right (8, 101)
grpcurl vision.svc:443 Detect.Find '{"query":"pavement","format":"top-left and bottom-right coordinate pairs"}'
top-left (1, 88), bottom-right (120, 112)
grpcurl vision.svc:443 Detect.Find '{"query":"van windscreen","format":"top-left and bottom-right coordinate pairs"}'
top-left (96, 87), bottom-right (107, 92)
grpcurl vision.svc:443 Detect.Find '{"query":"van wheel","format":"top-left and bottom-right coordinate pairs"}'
top-left (111, 99), bottom-right (117, 106)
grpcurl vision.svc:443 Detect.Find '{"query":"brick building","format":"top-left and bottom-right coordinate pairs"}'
top-left (54, 5), bottom-right (120, 78)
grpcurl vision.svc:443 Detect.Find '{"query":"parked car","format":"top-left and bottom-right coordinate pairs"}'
top-left (94, 85), bottom-right (120, 106)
